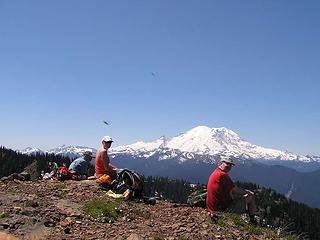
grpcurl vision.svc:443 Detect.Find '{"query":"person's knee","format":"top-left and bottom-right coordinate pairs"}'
top-left (245, 194), bottom-right (255, 203)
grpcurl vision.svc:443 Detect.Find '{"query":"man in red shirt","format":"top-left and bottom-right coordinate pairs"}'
top-left (206, 156), bottom-right (257, 223)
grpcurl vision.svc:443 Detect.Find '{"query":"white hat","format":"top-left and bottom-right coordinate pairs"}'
top-left (220, 156), bottom-right (235, 165)
top-left (101, 136), bottom-right (113, 143)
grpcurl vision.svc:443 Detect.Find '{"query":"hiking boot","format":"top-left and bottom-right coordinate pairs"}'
top-left (143, 197), bottom-right (156, 205)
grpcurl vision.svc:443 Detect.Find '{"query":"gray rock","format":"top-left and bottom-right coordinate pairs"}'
top-left (127, 233), bottom-right (145, 240)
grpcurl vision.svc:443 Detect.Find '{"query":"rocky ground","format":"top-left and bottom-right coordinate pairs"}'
top-left (0, 179), bottom-right (286, 240)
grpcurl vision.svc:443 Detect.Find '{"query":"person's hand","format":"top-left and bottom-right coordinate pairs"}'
top-left (80, 175), bottom-right (87, 180)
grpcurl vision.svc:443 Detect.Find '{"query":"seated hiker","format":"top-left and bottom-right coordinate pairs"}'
top-left (68, 150), bottom-right (94, 180)
top-left (206, 156), bottom-right (258, 223)
top-left (95, 136), bottom-right (118, 180)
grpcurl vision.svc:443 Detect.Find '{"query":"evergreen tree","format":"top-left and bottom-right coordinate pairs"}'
top-left (0, 146), bottom-right (71, 179)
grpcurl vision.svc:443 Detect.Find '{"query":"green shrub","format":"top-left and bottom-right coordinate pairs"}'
top-left (53, 182), bottom-right (66, 190)
top-left (84, 199), bottom-right (121, 223)
top-left (0, 212), bottom-right (9, 219)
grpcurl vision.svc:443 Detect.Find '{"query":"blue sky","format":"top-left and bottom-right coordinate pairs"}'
top-left (0, 0), bottom-right (319, 155)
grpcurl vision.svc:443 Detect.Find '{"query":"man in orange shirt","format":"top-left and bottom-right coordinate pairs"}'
top-left (95, 136), bottom-right (118, 179)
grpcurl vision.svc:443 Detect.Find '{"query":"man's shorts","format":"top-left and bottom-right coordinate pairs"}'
top-left (227, 197), bottom-right (247, 214)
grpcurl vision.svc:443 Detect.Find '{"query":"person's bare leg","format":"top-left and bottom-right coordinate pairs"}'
top-left (246, 194), bottom-right (258, 215)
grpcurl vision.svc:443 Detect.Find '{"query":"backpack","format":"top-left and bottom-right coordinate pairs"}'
top-left (56, 166), bottom-right (70, 181)
top-left (187, 188), bottom-right (207, 208)
top-left (112, 169), bottom-right (143, 199)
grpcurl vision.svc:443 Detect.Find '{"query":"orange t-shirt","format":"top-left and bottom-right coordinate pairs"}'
top-left (95, 148), bottom-right (110, 176)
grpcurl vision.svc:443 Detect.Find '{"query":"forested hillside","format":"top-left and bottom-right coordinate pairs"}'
top-left (143, 176), bottom-right (320, 239)
top-left (0, 146), bottom-right (71, 179)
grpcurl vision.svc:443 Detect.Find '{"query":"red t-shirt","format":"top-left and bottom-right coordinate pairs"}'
top-left (206, 167), bottom-right (235, 213)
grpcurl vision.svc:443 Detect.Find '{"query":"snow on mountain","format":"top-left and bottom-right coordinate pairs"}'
top-left (18, 145), bottom-right (97, 159)
top-left (112, 136), bottom-right (167, 157)
top-left (166, 126), bottom-right (309, 161)
top-left (47, 145), bottom-right (97, 159)
top-left (111, 126), bottom-right (315, 163)
top-left (18, 126), bottom-right (319, 163)
top-left (18, 147), bottom-right (45, 156)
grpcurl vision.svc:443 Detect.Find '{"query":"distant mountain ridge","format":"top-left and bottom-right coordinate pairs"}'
top-left (18, 126), bottom-right (320, 163)
top-left (18, 147), bottom-right (45, 156)
top-left (111, 126), bottom-right (319, 163)
top-left (13, 126), bottom-right (320, 208)
top-left (18, 145), bottom-right (96, 160)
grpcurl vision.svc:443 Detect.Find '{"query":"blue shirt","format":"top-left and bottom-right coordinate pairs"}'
top-left (68, 157), bottom-right (88, 175)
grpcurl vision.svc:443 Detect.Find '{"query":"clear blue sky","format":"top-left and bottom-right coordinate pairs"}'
top-left (0, 0), bottom-right (319, 155)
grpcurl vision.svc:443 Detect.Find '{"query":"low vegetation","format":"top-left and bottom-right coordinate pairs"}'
top-left (0, 212), bottom-right (9, 219)
top-left (212, 212), bottom-right (299, 240)
top-left (84, 198), bottom-right (122, 223)
top-left (53, 181), bottom-right (66, 190)
top-left (144, 176), bottom-right (320, 239)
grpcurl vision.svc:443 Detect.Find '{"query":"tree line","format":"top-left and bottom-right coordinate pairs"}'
top-left (0, 146), bottom-right (71, 179)
top-left (143, 177), bottom-right (320, 239)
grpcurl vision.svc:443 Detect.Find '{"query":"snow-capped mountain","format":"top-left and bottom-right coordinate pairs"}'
top-left (18, 126), bottom-right (319, 164)
top-left (111, 126), bottom-right (316, 163)
top-left (18, 147), bottom-right (45, 156)
top-left (112, 136), bottom-right (167, 158)
top-left (18, 145), bottom-right (96, 159)
top-left (15, 126), bottom-right (320, 208)
top-left (47, 145), bottom-right (97, 159)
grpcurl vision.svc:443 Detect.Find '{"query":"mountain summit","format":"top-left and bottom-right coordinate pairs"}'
top-left (19, 126), bottom-right (319, 163)
top-left (112, 126), bottom-right (314, 162)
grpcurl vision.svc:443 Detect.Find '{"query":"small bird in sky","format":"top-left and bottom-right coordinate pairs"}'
top-left (151, 72), bottom-right (155, 77)
top-left (103, 120), bottom-right (110, 126)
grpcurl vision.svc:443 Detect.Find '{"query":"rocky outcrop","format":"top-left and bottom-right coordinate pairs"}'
top-left (0, 179), bottom-right (281, 240)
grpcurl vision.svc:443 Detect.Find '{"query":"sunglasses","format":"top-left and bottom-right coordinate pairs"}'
top-left (224, 162), bottom-right (234, 166)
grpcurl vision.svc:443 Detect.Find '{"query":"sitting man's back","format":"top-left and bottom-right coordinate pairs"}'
top-left (206, 164), bottom-right (235, 212)
top-left (68, 150), bottom-right (94, 179)
top-left (206, 156), bottom-right (258, 223)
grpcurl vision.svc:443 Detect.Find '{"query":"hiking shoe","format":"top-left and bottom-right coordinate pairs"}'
top-left (143, 197), bottom-right (156, 205)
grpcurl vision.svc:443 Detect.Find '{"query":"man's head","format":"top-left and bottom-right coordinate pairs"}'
top-left (83, 150), bottom-right (94, 161)
top-left (101, 136), bottom-right (113, 149)
top-left (218, 156), bottom-right (235, 172)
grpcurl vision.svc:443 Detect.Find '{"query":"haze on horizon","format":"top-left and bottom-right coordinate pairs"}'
top-left (0, 1), bottom-right (319, 155)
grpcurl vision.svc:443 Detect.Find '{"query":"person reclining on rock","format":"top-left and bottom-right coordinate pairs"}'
top-left (68, 150), bottom-right (94, 180)
top-left (95, 136), bottom-right (118, 180)
top-left (206, 156), bottom-right (258, 223)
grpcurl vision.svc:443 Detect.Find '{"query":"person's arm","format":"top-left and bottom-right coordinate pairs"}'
top-left (101, 150), bottom-right (111, 171)
top-left (230, 186), bottom-right (254, 199)
top-left (101, 151), bottom-right (118, 172)
top-left (109, 163), bottom-right (118, 171)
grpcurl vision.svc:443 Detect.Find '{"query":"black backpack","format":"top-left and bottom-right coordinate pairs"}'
top-left (187, 188), bottom-right (207, 208)
top-left (112, 169), bottom-right (143, 199)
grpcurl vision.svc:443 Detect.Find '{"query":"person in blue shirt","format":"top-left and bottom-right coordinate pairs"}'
top-left (68, 150), bottom-right (94, 179)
